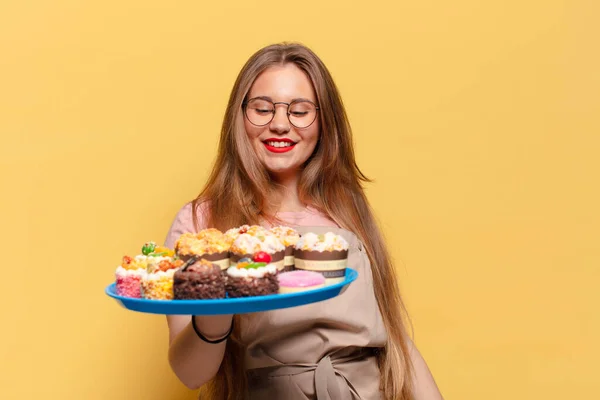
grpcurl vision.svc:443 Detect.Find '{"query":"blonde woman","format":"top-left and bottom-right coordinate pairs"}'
top-left (164, 43), bottom-right (443, 400)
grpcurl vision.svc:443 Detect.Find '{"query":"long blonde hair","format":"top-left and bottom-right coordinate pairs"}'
top-left (193, 42), bottom-right (414, 400)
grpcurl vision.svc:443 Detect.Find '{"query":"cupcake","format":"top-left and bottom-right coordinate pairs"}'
top-left (229, 231), bottom-right (285, 271)
top-left (141, 256), bottom-right (184, 300)
top-left (224, 225), bottom-right (268, 243)
top-left (115, 255), bottom-right (147, 298)
top-left (114, 241), bottom-right (173, 298)
top-left (278, 270), bottom-right (326, 294)
top-left (173, 258), bottom-right (225, 300)
top-left (294, 232), bottom-right (349, 285)
top-left (270, 226), bottom-right (300, 272)
top-left (225, 256), bottom-right (279, 297)
top-left (174, 229), bottom-right (230, 273)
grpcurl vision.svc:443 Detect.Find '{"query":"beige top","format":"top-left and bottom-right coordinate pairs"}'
top-left (164, 204), bottom-right (387, 399)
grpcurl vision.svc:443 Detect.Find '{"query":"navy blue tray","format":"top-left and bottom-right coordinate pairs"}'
top-left (105, 268), bottom-right (358, 315)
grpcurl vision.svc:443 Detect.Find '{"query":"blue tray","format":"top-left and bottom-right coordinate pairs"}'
top-left (105, 268), bottom-right (358, 315)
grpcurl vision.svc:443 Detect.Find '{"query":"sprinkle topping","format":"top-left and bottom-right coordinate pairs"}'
top-left (237, 261), bottom-right (267, 269)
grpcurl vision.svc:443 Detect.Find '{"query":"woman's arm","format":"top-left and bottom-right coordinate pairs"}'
top-left (166, 314), bottom-right (233, 389)
top-left (163, 202), bottom-right (230, 388)
top-left (408, 339), bottom-right (444, 400)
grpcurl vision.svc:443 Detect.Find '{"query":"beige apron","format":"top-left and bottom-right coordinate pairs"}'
top-left (239, 226), bottom-right (387, 399)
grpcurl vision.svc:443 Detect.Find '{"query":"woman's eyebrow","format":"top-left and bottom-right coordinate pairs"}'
top-left (290, 97), bottom-right (313, 103)
top-left (252, 95), bottom-right (273, 101)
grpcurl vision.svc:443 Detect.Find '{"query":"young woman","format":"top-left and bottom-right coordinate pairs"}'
top-left (164, 43), bottom-right (443, 400)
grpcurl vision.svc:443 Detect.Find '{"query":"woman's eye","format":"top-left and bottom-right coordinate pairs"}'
top-left (291, 111), bottom-right (308, 116)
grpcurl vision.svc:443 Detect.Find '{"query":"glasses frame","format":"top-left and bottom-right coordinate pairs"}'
top-left (242, 97), bottom-right (320, 129)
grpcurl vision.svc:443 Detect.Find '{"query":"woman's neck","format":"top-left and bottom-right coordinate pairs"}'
top-left (270, 171), bottom-right (306, 213)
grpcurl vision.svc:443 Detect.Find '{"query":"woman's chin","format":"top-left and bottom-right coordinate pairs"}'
top-left (264, 163), bottom-right (301, 180)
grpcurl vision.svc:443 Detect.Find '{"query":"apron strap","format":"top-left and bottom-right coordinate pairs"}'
top-left (247, 348), bottom-right (373, 399)
top-left (315, 355), bottom-right (343, 400)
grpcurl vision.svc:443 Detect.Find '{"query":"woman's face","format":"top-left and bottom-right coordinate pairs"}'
top-left (244, 63), bottom-right (320, 181)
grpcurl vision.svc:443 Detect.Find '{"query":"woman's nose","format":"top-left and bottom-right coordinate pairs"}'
top-left (269, 105), bottom-right (291, 134)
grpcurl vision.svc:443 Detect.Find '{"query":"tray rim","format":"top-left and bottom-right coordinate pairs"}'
top-left (105, 267), bottom-right (358, 314)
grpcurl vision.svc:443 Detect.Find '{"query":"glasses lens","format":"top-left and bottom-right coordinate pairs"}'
top-left (289, 101), bottom-right (317, 128)
top-left (245, 99), bottom-right (274, 126)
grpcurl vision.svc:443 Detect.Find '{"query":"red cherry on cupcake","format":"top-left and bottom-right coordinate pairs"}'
top-left (253, 251), bottom-right (271, 264)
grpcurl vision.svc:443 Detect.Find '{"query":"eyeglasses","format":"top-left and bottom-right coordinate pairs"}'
top-left (242, 97), bottom-right (320, 129)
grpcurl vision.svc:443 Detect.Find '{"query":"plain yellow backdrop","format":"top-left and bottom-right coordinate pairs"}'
top-left (1, 0), bottom-right (598, 399)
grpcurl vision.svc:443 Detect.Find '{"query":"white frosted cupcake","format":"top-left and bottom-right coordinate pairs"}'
top-left (224, 225), bottom-right (268, 243)
top-left (141, 257), bottom-right (184, 300)
top-left (294, 232), bottom-right (349, 285)
top-left (270, 226), bottom-right (300, 271)
top-left (229, 231), bottom-right (285, 271)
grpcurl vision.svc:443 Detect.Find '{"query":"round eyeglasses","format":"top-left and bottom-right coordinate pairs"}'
top-left (243, 97), bottom-right (320, 129)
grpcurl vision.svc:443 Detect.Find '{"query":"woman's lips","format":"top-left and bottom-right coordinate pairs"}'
top-left (263, 139), bottom-right (296, 153)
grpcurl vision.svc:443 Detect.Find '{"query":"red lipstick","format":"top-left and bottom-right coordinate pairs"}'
top-left (263, 138), bottom-right (296, 153)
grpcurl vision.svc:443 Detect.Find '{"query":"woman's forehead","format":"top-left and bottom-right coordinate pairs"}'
top-left (248, 64), bottom-right (317, 103)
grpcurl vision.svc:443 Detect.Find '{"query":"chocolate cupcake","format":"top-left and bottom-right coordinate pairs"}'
top-left (173, 258), bottom-right (225, 300)
top-left (229, 231), bottom-right (285, 271)
top-left (174, 229), bottom-right (230, 273)
top-left (270, 226), bottom-right (300, 272)
top-left (225, 258), bottom-right (279, 298)
top-left (294, 232), bottom-right (349, 285)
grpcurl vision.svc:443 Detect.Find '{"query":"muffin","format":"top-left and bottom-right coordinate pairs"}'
top-left (229, 231), bottom-right (285, 271)
top-left (278, 270), bottom-right (326, 294)
top-left (173, 258), bottom-right (225, 300)
top-left (174, 229), bottom-right (230, 273)
top-left (270, 226), bottom-right (300, 271)
top-left (294, 232), bottom-right (349, 285)
top-left (141, 257), bottom-right (184, 300)
top-left (225, 257), bottom-right (279, 298)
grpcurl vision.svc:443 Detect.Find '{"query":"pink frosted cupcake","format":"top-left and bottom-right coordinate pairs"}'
top-left (115, 255), bottom-right (147, 298)
top-left (278, 270), bottom-right (326, 294)
top-left (270, 226), bottom-right (300, 271)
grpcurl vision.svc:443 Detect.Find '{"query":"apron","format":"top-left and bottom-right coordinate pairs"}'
top-left (239, 226), bottom-right (388, 399)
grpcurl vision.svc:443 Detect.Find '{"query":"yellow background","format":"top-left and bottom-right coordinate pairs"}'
top-left (1, 0), bottom-right (598, 399)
